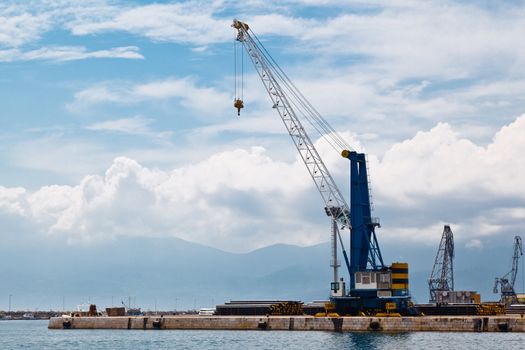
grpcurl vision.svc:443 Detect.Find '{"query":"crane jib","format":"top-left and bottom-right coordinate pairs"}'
top-left (232, 19), bottom-right (385, 293)
top-left (232, 19), bottom-right (350, 222)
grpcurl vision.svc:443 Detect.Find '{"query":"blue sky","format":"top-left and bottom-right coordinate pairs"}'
top-left (1, 0), bottom-right (525, 255)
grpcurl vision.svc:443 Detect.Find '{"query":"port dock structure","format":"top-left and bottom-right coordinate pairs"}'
top-left (49, 315), bottom-right (525, 332)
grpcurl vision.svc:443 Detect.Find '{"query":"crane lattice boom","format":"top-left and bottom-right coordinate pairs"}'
top-left (230, 19), bottom-right (422, 316)
top-left (428, 225), bottom-right (455, 303)
top-left (494, 235), bottom-right (523, 304)
top-left (232, 19), bottom-right (351, 229)
top-left (232, 19), bottom-right (387, 294)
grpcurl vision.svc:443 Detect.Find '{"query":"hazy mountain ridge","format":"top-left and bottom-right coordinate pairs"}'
top-left (0, 235), bottom-right (518, 310)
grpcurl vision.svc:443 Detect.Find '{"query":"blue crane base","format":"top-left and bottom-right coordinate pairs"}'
top-left (342, 151), bottom-right (384, 290)
top-left (330, 295), bottom-right (418, 316)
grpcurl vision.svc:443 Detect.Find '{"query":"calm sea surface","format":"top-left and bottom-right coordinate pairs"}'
top-left (1, 320), bottom-right (525, 349)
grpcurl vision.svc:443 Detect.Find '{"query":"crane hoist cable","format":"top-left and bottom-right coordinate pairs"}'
top-left (233, 25), bottom-right (354, 154)
top-left (234, 31), bottom-right (244, 116)
top-left (250, 30), bottom-right (352, 153)
top-left (232, 18), bottom-right (391, 284)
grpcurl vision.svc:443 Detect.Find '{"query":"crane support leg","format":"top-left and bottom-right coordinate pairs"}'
top-left (331, 218), bottom-right (339, 287)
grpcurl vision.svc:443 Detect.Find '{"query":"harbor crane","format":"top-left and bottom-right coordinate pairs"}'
top-left (428, 225), bottom-right (455, 303)
top-left (494, 235), bottom-right (523, 305)
top-left (232, 19), bottom-right (415, 315)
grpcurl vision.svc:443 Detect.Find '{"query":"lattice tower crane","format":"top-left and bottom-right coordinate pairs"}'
top-left (231, 19), bottom-right (390, 303)
top-left (494, 235), bottom-right (523, 304)
top-left (428, 225), bottom-right (455, 303)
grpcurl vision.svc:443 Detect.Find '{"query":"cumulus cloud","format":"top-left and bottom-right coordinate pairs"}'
top-left (0, 148), bottom-right (317, 250)
top-left (0, 186), bottom-right (27, 216)
top-left (372, 116), bottom-right (525, 204)
top-left (1, 116), bottom-right (524, 252)
top-left (364, 116), bottom-right (525, 246)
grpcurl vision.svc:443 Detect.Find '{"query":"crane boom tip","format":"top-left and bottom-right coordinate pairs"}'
top-left (232, 19), bottom-right (249, 31)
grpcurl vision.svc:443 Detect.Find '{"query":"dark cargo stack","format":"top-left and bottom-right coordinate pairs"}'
top-left (106, 307), bottom-right (126, 317)
top-left (506, 304), bottom-right (525, 314)
top-left (215, 301), bottom-right (303, 316)
top-left (415, 304), bottom-right (479, 315)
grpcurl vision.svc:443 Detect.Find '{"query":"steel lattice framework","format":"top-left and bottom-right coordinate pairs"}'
top-left (233, 20), bottom-right (350, 228)
top-left (428, 225), bottom-right (455, 303)
top-left (494, 235), bottom-right (523, 304)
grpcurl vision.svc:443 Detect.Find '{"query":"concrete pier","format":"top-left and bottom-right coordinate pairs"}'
top-left (48, 315), bottom-right (525, 332)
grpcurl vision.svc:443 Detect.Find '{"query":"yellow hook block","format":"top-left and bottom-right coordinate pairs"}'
top-left (234, 99), bottom-right (244, 116)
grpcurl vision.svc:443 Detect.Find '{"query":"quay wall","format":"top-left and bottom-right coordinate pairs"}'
top-left (49, 315), bottom-right (525, 332)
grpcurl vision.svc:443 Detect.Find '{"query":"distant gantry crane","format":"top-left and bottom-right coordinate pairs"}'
top-left (429, 225), bottom-right (455, 303)
top-left (427, 225), bottom-right (481, 305)
top-left (494, 235), bottom-right (523, 305)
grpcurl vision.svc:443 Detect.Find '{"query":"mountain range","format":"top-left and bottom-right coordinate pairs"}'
top-left (0, 234), bottom-right (520, 311)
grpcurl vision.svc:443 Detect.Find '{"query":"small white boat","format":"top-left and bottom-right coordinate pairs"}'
top-left (198, 308), bottom-right (216, 316)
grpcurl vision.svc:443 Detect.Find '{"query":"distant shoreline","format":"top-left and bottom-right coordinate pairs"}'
top-left (1, 310), bottom-right (193, 320)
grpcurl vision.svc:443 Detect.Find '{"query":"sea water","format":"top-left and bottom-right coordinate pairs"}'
top-left (1, 320), bottom-right (525, 349)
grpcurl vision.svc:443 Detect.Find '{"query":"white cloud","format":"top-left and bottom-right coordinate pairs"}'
top-left (1, 115), bottom-right (524, 252)
top-left (234, 2), bottom-right (525, 143)
top-left (6, 136), bottom-right (113, 180)
top-left (191, 46), bottom-right (208, 53)
top-left (0, 186), bottom-right (27, 216)
top-left (4, 1), bottom-right (525, 79)
top-left (2, 0), bottom-right (525, 253)
top-left (70, 77), bottom-right (231, 116)
top-left (86, 116), bottom-right (151, 134)
top-left (0, 45), bottom-right (143, 62)
top-left (465, 239), bottom-right (483, 250)
top-left (86, 116), bottom-right (171, 139)
top-left (72, 85), bottom-right (130, 104)
top-left (297, 4), bottom-right (525, 78)
top-left (67, 2), bottom-right (231, 45)
top-left (3, 1), bottom-right (525, 143)
top-left (370, 115), bottom-right (525, 205)
top-left (221, 69), bottom-right (525, 159)
top-left (193, 114), bottom-right (285, 138)
top-left (0, 6), bottom-right (51, 47)
top-left (0, 2), bottom-right (144, 62)
top-left (378, 222), bottom-right (458, 246)
top-left (0, 148), bottom-right (316, 250)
